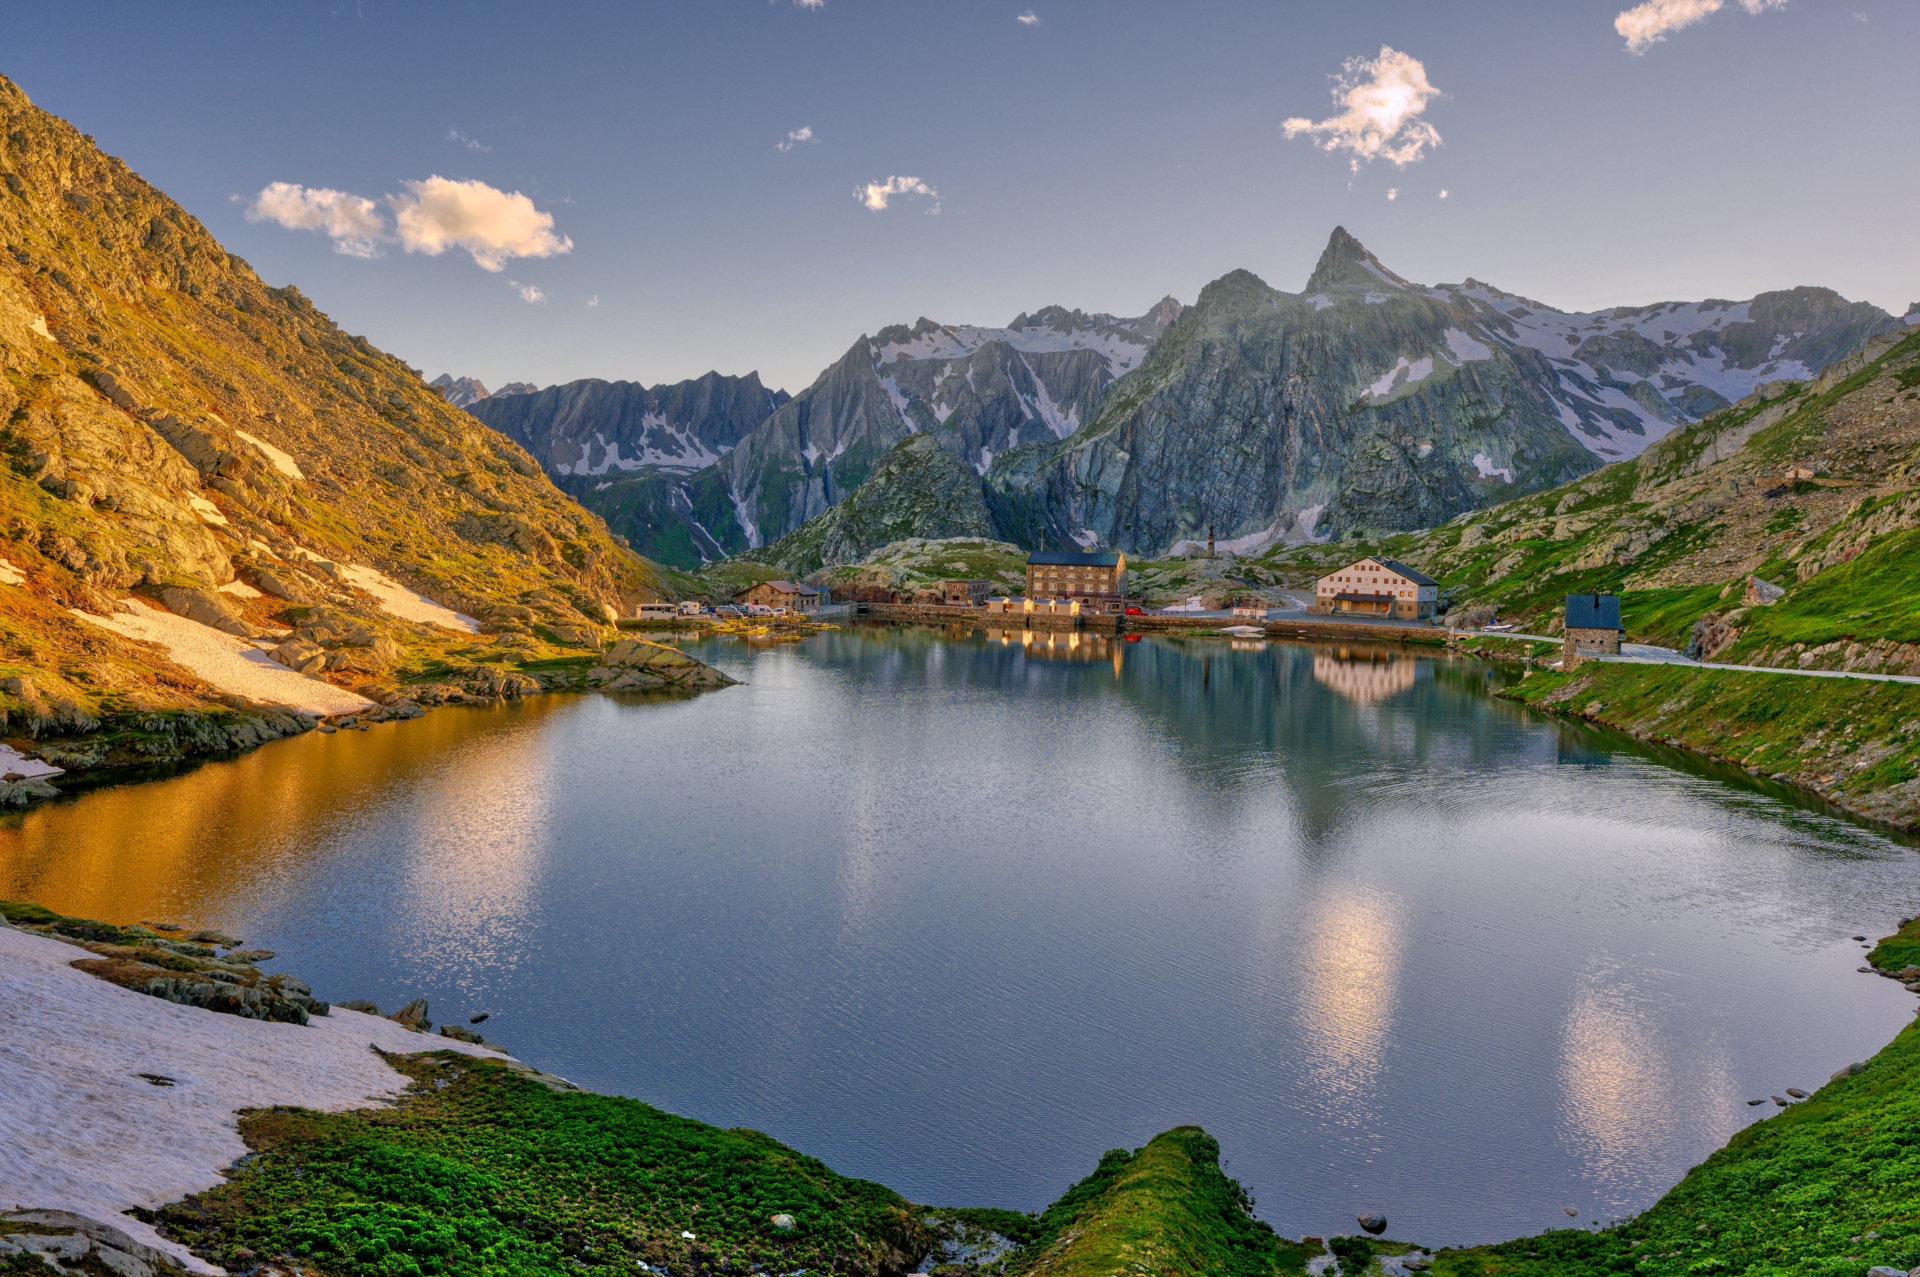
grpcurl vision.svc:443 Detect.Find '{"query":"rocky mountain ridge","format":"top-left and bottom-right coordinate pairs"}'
top-left (980, 228), bottom-right (1904, 557)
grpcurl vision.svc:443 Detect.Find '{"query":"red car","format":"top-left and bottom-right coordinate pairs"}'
top-left (1124, 606), bottom-right (1144, 615)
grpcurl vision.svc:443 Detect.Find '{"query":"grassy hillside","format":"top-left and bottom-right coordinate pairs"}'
top-left (1247, 327), bottom-right (1920, 662)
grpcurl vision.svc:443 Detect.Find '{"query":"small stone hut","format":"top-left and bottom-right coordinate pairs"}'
top-left (1563, 593), bottom-right (1623, 668)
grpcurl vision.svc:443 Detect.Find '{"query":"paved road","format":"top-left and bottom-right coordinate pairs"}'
top-left (1462, 630), bottom-right (1920, 686)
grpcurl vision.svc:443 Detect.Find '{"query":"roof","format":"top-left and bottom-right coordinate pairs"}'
top-left (1565, 593), bottom-right (1623, 630)
top-left (736, 581), bottom-right (820, 597)
top-left (1028, 551), bottom-right (1122, 567)
top-left (1375, 557), bottom-right (1437, 586)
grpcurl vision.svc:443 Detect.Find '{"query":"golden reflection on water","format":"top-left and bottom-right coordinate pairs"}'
top-left (0, 700), bottom-right (566, 930)
top-left (1296, 885), bottom-right (1407, 1106)
top-left (1556, 968), bottom-right (1729, 1196)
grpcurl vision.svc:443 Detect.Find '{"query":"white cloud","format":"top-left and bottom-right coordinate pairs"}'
top-left (1439, 188), bottom-right (1450, 199)
top-left (389, 176), bottom-right (573, 271)
top-left (586, 294), bottom-right (599, 308)
top-left (776, 125), bottom-right (816, 152)
top-left (1386, 188), bottom-right (1399, 200)
top-left (1017, 10), bottom-right (1040, 24)
top-left (855, 175), bottom-right (940, 213)
top-left (245, 182), bottom-right (387, 258)
top-left (1614, 0), bottom-right (1787, 52)
top-left (509, 280), bottom-right (545, 304)
top-left (777, 0), bottom-right (825, 8)
top-left (447, 129), bottom-right (491, 153)
top-left (1283, 46), bottom-right (1443, 173)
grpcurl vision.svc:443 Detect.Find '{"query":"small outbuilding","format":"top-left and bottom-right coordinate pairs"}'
top-left (1563, 593), bottom-right (1623, 667)
top-left (941, 579), bottom-right (992, 606)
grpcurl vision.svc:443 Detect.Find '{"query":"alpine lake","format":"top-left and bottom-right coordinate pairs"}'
top-left (4, 624), bottom-right (1916, 1248)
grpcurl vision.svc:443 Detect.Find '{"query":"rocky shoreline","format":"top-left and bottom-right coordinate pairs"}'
top-left (0, 636), bottom-right (734, 813)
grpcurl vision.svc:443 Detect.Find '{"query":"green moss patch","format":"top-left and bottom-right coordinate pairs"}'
top-left (156, 1052), bottom-right (929, 1277)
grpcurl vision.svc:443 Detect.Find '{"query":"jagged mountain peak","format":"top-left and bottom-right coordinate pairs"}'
top-left (1305, 226), bottom-right (1411, 294)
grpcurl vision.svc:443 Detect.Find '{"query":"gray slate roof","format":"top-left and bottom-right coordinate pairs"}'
top-left (1565, 593), bottom-right (1623, 630)
top-left (1374, 557), bottom-right (1437, 586)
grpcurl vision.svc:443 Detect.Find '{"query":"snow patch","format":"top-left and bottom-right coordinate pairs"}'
top-left (1069, 528), bottom-right (1100, 549)
top-left (28, 315), bottom-right (55, 342)
top-left (1444, 327), bottom-right (1493, 362)
top-left (877, 374), bottom-right (915, 428)
top-left (1471, 452), bottom-right (1514, 484)
top-left (730, 486), bottom-right (762, 548)
top-left (1361, 356), bottom-right (1434, 401)
top-left (976, 446), bottom-right (994, 476)
top-left (232, 429), bottom-right (303, 481)
top-left (331, 564), bottom-right (481, 633)
top-left (187, 496), bottom-right (228, 527)
top-left (73, 599), bottom-right (373, 715)
top-left (0, 557), bottom-right (23, 586)
top-left (0, 923), bottom-right (517, 1273)
top-left (0, 744), bottom-right (62, 779)
top-left (1305, 294), bottom-right (1335, 312)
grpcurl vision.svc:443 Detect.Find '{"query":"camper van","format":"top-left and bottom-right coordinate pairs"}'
top-left (676, 600), bottom-right (704, 617)
top-left (637, 602), bottom-right (677, 620)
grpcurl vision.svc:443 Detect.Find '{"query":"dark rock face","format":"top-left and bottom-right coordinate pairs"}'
top-left (468, 371), bottom-right (787, 480)
top-left (979, 229), bottom-right (1902, 555)
top-left (751, 434), bottom-right (997, 575)
top-left (717, 302), bottom-right (1182, 554)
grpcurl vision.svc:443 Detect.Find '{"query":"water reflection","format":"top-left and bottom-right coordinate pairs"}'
top-left (2, 628), bottom-right (1916, 1247)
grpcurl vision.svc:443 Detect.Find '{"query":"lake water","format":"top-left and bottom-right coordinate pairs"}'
top-left (4, 626), bottom-right (1917, 1246)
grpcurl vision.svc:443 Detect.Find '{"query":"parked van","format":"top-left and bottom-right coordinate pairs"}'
top-left (676, 600), bottom-right (704, 616)
top-left (637, 602), bottom-right (677, 620)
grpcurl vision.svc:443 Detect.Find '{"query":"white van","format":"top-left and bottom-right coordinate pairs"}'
top-left (637, 602), bottom-right (677, 620)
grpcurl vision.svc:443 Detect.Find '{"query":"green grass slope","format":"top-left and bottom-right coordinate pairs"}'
top-left (156, 1052), bottom-right (929, 1277)
top-left (1011, 1127), bottom-right (1313, 1277)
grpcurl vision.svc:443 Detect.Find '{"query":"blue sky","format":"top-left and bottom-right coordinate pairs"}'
top-left (8, 1), bottom-right (1918, 392)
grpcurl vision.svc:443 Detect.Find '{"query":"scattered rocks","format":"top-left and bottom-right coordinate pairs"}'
top-left (335, 999), bottom-right (380, 1015)
top-left (0, 1208), bottom-right (187, 1275)
top-left (1357, 1213), bottom-right (1388, 1235)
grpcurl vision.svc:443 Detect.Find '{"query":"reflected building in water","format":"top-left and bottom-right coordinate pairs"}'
top-left (1312, 646), bottom-right (1423, 704)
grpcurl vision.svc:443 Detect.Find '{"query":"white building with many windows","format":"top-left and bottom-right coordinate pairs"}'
top-left (1311, 557), bottom-right (1438, 620)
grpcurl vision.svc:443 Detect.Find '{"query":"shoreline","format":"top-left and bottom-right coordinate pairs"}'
top-left (4, 888), bottom-right (1918, 1276)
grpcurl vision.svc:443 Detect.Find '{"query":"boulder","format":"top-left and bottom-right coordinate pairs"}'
top-left (1831, 1063), bottom-right (1866, 1080)
top-left (1743, 575), bottom-right (1787, 607)
top-left (390, 997), bottom-right (430, 1030)
top-left (251, 567), bottom-right (314, 603)
top-left (437, 1024), bottom-right (484, 1044)
top-left (1357, 1213), bottom-right (1388, 1235)
top-left (269, 637), bottom-right (328, 674)
top-left (771, 1213), bottom-right (797, 1232)
top-left (159, 585), bottom-right (260, 638)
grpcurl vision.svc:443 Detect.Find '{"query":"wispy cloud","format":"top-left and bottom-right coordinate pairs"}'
top-left (390, 177), bottom-right (573, 271)
top-left (447, 129), bottom-right (491, 153)
top-left (245, 182), bottom-right (386, 258)
top-left (586, 294), bottom-right (600, 308)
top-left (776, 0), bottom-right (825, 9)
top-left (1386, 188), bottom-right (1398, 201)
top-left (776, 125), bottom-right (816, 152)
top-left (1614, 0), bottom-right (1787, 52)
top-left (1017, 10), bottom-right (1041, 25)
top-left (855, 175), bottom-right (940, 213)
top-left (509, 280), bottom-right (546, 304)
top-left (1282, 45), bottom-right (1442, 173)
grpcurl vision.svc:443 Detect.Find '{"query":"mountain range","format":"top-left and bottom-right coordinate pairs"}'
top-left (466, 230), bottom-right (1906, 571)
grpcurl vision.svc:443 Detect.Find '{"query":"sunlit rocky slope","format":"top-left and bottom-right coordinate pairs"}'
top-left (0, 74), bottom-right (706, 795)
